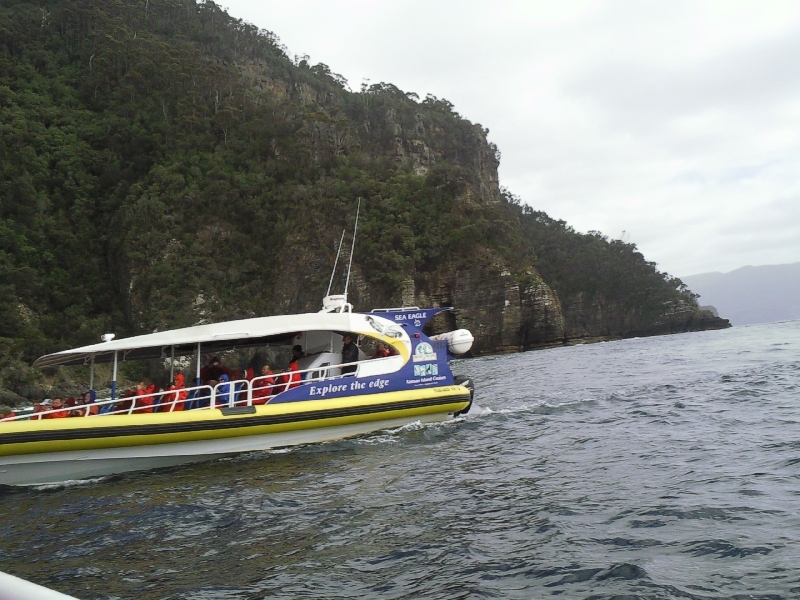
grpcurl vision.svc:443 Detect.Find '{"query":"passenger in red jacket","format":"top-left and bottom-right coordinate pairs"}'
top-left (45, 397), bottom-right (69, 419)
top-left (252, 364), bottom-right (276, 405)
top-left (133, 381), bottom-right (156, 414)
top-left (164, 373), bottom-right (188, 411)
top-left (66, 397), bottom-right (82, 417)
top-left (371, 342), bottom-right (392, 359)
top-left (30, 401), bottom-right (45, 420)
top-left (279, 345), bottom-right (304, 392)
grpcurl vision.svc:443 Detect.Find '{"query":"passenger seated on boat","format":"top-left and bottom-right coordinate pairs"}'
top-left (216, 374), bottom-right (233, 407)
top-left (235, 368), bottom-right (254, 403)
top-left (341, 334), bottom-right (359, 375)
top-left (200, 357), bottom-right (229, 384)
top-left (114, 389), bottom-right (136, 414)
top-left (278, 346), bottom-right (304, 392)
top-left (371, 342), bottom-right (395, 359)
top-left (228, 369), bottom-right (243, 403)
top-left (74, 396), bottom-right (91, 417)
top-left (45, 397), bottom-right (69, 419)
top-left (30, 401), bottom-right (45, 420)
top-left (133, 381), bottom-right (157, 414)
top-left (66, 397), bottom-right (83, 418)
top-left (252, 364), bottom-right (276, 405)
top-left (81, 391), bottom-right (99, 416)
top-left (150, 383), bottom-right (163, 411)
top-left (163, 374), bottom-right (187, 411)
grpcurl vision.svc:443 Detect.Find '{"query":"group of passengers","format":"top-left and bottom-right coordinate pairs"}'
top-left (95, 353), bottom-right (297, 415)
top-left (0, 349), bottom-right (307, 421)
top-left (1, 391), bottom-right (99, 421)
top-left (1, 338), bottom-right (398, 421)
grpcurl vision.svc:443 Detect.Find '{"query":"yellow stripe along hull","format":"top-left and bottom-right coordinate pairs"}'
top-left (0, 387), bottom-right (470, 484)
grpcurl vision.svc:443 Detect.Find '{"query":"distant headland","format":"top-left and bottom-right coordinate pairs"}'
top-left (682, 263), bottom-right (800, 326)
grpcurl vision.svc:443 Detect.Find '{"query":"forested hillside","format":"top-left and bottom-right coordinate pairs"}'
top-left (0, 0), bottom-right (728, 401)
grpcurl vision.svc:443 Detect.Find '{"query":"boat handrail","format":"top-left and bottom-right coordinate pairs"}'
top-left (0, 357), bottom-right (398, 422)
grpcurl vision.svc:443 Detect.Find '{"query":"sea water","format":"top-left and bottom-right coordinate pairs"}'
top-left (1, 321), bottom-right (799, 599)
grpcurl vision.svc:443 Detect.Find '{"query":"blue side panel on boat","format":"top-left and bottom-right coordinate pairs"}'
top-left (271, 332), bottom-right (455, 404)
top-left (370, 307), bottom-right (452, 334)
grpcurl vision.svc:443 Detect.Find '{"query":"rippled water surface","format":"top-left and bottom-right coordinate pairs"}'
top-left (2, 321), bottom-right (800, 599)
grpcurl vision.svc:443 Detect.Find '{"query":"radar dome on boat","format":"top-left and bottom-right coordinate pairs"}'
top-left (430, 329), bottom-right (474, 355)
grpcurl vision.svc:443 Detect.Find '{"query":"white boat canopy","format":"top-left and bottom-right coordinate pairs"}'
top-left (33, 312), bottom-right (380, 368)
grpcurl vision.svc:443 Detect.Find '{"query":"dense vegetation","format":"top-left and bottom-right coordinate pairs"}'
top-left (0, 0), bottom-right (704, 399)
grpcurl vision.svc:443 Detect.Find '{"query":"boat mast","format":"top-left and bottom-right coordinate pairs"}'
top-left (343, 197), bottom-right (361, 302)
top-left (326, 229), bottom-right (347, 297)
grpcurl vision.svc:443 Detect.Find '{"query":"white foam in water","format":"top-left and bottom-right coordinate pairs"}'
top-left (465, 403), bottom-right (492, 417)
top-left (483, 395), bottom-right (598, 417)
top-left (350, 420), bottom-right (425, 446)
top-left (384, 419), bottom-right (426, 434)
top-left (265, 447), bottom-right (295, 455)
top-left (32, 476), bottom-right (110, 491)
top-left (352, 416), bottom-right (472, 446)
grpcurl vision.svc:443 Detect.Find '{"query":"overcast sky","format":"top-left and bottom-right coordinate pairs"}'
top-left (220, 0), bottom-right (800, 277)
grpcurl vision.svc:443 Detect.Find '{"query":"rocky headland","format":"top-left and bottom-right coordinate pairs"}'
top-left (0, 0), bottom-right (728, 401)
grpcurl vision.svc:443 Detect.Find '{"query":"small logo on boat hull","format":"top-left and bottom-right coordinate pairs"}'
top-left (414, 363), bottom-right (439, 376)
top-left (413, 342), bottom-right (437, 362)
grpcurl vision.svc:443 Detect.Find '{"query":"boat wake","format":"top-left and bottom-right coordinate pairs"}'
top-left (32, 476), bottom-right (111, 491)
top-left (474, 396), bottom-right (599, 417)
top-left (464, 402), bottom-right (492, 417)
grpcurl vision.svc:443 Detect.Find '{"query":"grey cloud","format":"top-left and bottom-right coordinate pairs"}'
top-left (570, 32), bottom-right (800, 125)
top-left (669, 160), bottom-right (781, 186)
top-left (217, 1), bottom-right (800, 276)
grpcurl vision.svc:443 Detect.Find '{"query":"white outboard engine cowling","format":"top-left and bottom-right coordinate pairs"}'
top-left (430, 329), bottom-right (474, 355)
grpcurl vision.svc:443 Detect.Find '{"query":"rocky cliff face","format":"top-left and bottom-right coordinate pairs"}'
top-left (409, 259), bottom-right (565, 354)
top-left (404, 265), bottom-right (729, 356)
top-left (330, 92), bottom-right (731, 352)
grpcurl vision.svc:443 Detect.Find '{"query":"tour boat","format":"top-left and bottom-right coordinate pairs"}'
top-left (0, 296), bottom-right (474, 486)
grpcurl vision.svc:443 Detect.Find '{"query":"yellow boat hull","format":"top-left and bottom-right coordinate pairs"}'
top-left (0, 386), bottom-right (471, 486)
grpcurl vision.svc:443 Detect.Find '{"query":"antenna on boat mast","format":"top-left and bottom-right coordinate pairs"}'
top-left (326, 229), bottom-right (347, 297)
top-left (343, 197), bottom-right (361, 298)
top-left (320, 198), bottom-right (361, 313)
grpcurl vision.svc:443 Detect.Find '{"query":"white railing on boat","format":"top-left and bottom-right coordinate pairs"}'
top-left (0, 358), bottom-right (388, 422)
